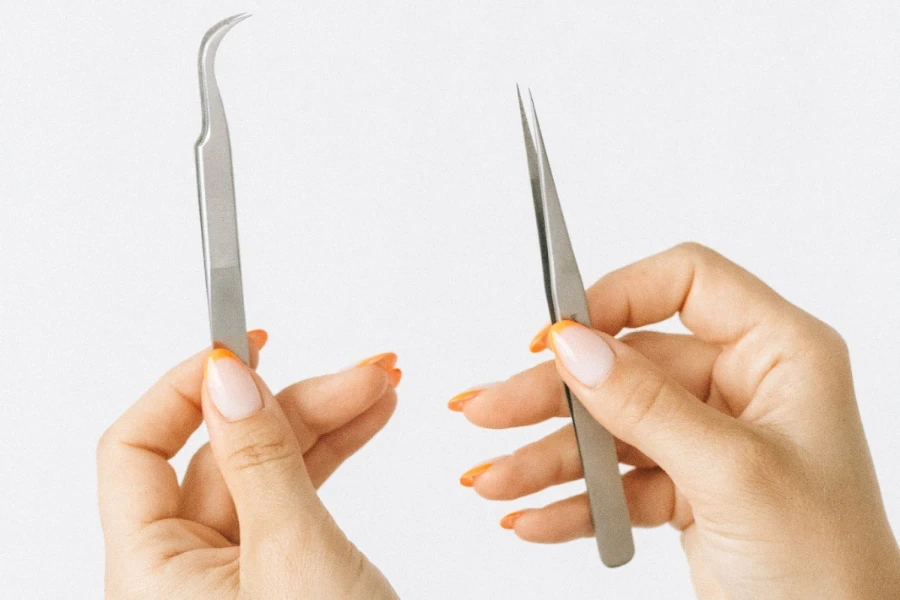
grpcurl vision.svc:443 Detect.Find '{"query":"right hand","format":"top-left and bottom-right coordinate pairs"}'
top-left (452, 243), bottom-right (900, 599)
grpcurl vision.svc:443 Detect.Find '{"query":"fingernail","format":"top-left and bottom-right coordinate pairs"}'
top-left (356, 352), bottom-right (398, 371)
top-left (248, 329), bottom-right (268, 351)
top-left (529, 323), bottom-right (552, 353)
top-left (205, 348), bottom-right (263, 422)
top-left (548, 321), bottom-right (615, 387)
top-left (388, 368), bottom-right (402, 387)
top-left (354, 353), bottom-right (401, 387)
top-left (500, 510), bottom-right (529, 530)
top-left (447, 387), bottom-right (487, 412)
top-left (459, 461), bottom-right (496, 487)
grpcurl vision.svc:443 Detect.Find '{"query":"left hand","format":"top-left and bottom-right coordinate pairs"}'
top-left (98, 330), bottom-right (401, 599)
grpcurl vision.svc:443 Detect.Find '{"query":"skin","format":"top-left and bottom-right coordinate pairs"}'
top-left (100, 243), bottom-right (900, 598)
top-left (97, 337), bottom-right (399, 599)
top-left (458, 243), bottom-right (900, 598)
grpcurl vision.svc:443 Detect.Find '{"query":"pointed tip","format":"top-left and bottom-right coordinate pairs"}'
top-left (202, 12), bottom-right (252, 48)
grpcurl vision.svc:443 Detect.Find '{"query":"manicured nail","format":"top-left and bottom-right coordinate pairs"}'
top-left (388, 368), bottom-right (402, 387)
top-left (548, 321), bottom-right (615, 387)
top-left (247, 329), bottom-right (268, 351)
top-left (356, 352), bottom-right (398, 371)
top-left (354, 353), bottom-right (401, 387)
top-left (460, 461), bottom-right (495, 487)
top-left (447, 388), bottom-right (481, 412)
top-left (529, 323), bottom-right (552, 353)
top-left (500, 510), bottom-right (529, 530)
top-left (205, 348), bottom-right (263, 421)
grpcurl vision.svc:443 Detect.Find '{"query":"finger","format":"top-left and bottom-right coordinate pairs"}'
top-left (466, 425), bottom-right (654, 501)
top-left (180, 352), bottom-right (397, 541)
top-left (454, 361), bottom-right (566, 429)
top-left (179, 443), bottom-right (239, 543)
top-left (202, 349), bottom-right (326, 547)
top-left (501, 469), bottom-right (682, 543)
top-left (97, 331), bottom-right (262, 543)
top-left (97, 349), bottom-right (206, 542)
top-left (246, 328), bottom-right (267, 369)
top-left (618, 331), bottom-right (719, 405)
top-left (621, 330), bottom-right (731, 417)
top-left (175, 331), bottom-right (266, 541)
top-left (457, 331), bottom-right (719, 429)
top-left (277, 355), bottom-right (397, 453)
top-left (583, 243), bottom-right (825, 406)
top-left (547, 321), bottom-right (751, 488)
top-left (303, 388), bottom-right (398, 487)
top-left (180, 388), bottom-right (397, 543)
top-left (585, 242), bottom-right (795, 342)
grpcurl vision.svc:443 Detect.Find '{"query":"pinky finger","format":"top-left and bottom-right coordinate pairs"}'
top-left (502, 468), bottom-right (680, 543)
top-left (503, 494), bottom-right (592, 544)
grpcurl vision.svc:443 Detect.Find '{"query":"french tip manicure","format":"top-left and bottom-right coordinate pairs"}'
top-left (247, 329), bottom-right (268, 351)
top-left (547, 320), bottom-right (578, 353)
top-left (548, 320), bottom-right (615, 388)
top-left (459, 462), bottom-right (493, 487)
top-left (205, 348), bottom-right (263, 422)
top-left (356, 352), bottom-right (398, 370)
top-left (528, 323), bottom-right (552, 353)
top-left (209, 347), bottom-right (239, 362)
top-left (447, 389), bottom-right (482, 412)
top-left (500, 510), bottom-right (528, 530)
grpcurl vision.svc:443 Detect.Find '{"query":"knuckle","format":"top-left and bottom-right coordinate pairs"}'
top-left (787, 314), bottom-right (852, 367)
top-left (614, 371), bottom-right (671, 436)
top-left (816, 321), bottom-right (850, 356)
top-left (96, 426), bottom-right (118, 463)
top-left (673, 241), bottom-right (717, 263)
top-left (226, 427), bottom-right (297, 475)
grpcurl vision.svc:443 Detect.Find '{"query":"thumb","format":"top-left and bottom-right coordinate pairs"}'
top-left (547, 321), bottom-right (748, 487)
top-left (201, 348), bottom-right (325, 544)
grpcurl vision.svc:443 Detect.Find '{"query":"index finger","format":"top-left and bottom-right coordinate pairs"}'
top-left (586, 242), bottom-right (796, 345)
top-left (97, 334), bottom-right (262, 544)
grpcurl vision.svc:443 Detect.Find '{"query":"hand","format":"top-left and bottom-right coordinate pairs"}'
top-left (98, 332), bottom-right (400, 599)
top-left (451, 243), bottom-right (900, 599)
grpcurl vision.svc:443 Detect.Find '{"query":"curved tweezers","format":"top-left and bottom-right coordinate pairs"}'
top-left (195, 14), bottom-right (251, 365)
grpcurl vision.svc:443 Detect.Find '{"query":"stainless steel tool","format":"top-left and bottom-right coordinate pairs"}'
top-left (195, 14), bottom-right (251, 364)
top-left (517, 87), bottom-right (635, 568)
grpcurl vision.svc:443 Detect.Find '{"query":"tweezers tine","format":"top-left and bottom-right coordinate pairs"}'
top-left (195, 14), bottom-right (251, 365)
top-left (518, 87), bottom-right (635, 568)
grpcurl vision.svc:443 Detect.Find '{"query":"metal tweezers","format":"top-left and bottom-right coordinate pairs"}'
top-left (517, 88), bottom-right (635, 567)
top-left (195, 14), bottom-right (252, 365)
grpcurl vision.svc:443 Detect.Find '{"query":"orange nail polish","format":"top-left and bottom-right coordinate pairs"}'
top-left (388, 368), bottom-right (402, 387)
top-left (529, 323), bottom-right (552, 353)
top-left (447, 389), bottom-right (482, 412)
top-left (247, 329), bottom-right (268, 351)
top-left (547, 320), bottom-right (578, 353)
top-left (459, 462), bottom-right (493, 487)
top-left (356, 352), bottom-right (398, 371)
top-left (500, 510), bottom-right (529, 530)
top-left (205, 348), bottom-right (239, 378)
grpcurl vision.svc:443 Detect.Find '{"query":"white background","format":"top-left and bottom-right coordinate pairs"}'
top-left (1, 1), bottom-right (899, 598)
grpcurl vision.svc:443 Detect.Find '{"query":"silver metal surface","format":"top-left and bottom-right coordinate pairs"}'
top-left (195, 14), bottom-right (251, 365)
top-left (517, 88), bottom-right (635, 567)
